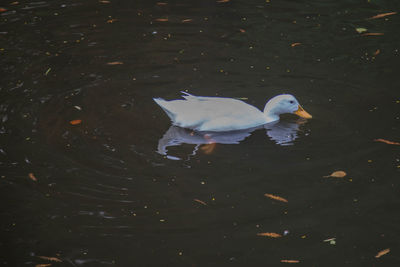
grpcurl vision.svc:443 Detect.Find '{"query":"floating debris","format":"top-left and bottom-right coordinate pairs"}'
top-left (323, 171), bottom-right (347, 178)
top-left (107, 61), bottom-right (123, 65)
top-left (373, 49), bottom-right (381, 56)
top-left (256, 232), bottom-right (282, 238)
top-left (355, 27), bottom-right (367, 33)
top-left (264, 193), bottom-right (288, 203)
top-left (193, 199), bottom-right (207, 205)
top-left (323, 237), bottom-right (336, 245)
top-left (374, 139), bottom-right (400, 145)
top-left (37, 256), bottom-right (62, 262)
top-left (368, 12), bottom-right (397, 20)
top-left (375, 248), bottom-right (390, 258)
top-left (69, 119), bottom-right (82, 125)
top-left (281, 260), bottom-right (299, 263)
top-left (361, 33), bottom-right (384, 36)
top-left (28, 173), bottom-right (37, 182)
top-left (44, 68), bottom-right (51, 76)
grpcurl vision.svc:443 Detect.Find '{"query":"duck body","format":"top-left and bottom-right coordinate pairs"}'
top-left (154, 92), bottom-right (311, 132)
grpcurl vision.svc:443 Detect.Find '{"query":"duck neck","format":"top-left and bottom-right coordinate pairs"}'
top-left (263, 100), bottom-right (280, 123)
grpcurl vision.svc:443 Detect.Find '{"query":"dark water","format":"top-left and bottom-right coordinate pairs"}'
top-left (1, 0), bottom-right (400, 266)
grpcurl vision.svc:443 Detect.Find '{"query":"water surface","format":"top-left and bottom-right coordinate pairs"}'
top-left (1, 0), bottom-right (400, 266)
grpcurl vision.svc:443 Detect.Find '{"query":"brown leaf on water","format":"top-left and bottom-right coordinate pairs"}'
top-left (107, 61), bottom-right (123, 65)
top-left (0, 8), bottom-right (7, 12)
top-left (361, 33), bottom-right (384, 36)
top-left (36, 264), bottom-right (52, 267)
top-left (375, 248), bottom-right (390, 258)
top-left (155, 18), bottom-right (169, 22)
top-left (264, 193), bottom-right (288, 203)
top-left (368, 12), bottom-right (397, 20)
top-left (373, 49), bottom-right (380, 56)
top-left (291, 42), bottom-right (302, 47)
top-left (217, 0), bottom-right (230, 3)
top-left (182, 19), bottom-right (192, 23)
top-left (194, 199), bottom-right (207, 205)
top-left (99, 0), bottom-right (110, 3)
top-left (256, 232), bottom-right (282, 238)
top-left (324, 171), bottom-right (346, 178)
top-left (10, 2), bottom-right (19, 5)
top-left (37, 256), bottom-right (62, 262)
top-left (69, 119), bottom-right (82, 125)
top-left (156, 2), bottom-right (168, 6)
top-left (281, 260), bottom-right (300, 263)
top-left (107, 18), bottom-right (118, 23)
top-left (239, 28), bottom-right (246, 33)
top-left (28, 173), bottom-right (37, 182)
top-left (374, 138), bottom-right (400, 146)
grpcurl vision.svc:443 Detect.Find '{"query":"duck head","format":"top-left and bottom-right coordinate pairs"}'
top-left (263, 94), bottom-right (312, 122)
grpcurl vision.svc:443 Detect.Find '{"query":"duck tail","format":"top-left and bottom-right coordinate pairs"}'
top-left (180, 91), bottom-right (194, 96)
top-left (153, 98), bottom-right (176, 121)
top-left (153, 97), bottom-right (165, 105)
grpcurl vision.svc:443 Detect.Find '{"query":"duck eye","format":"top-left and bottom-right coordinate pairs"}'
top-left (289, 100), bottom-right (294, 104)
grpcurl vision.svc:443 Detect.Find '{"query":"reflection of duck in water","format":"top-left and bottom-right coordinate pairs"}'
top-left (264, 120), bottom-right (304, 146)
top-left (154, 92), bottom-right (311, 132)
top-left (157, 120), bottom-right (304, 160)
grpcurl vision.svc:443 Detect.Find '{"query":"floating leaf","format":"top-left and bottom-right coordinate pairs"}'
top-left (107, 19), bottom-right (117, 23)
top-left (361, 33), bottom-right (384, 36)
top-left (324, 171), bottom-right (346, 178)
top-left (156, 2), bottom-right (168, 5)
top-left (375, 248), bottom-right (390, 258)
top-left (99, 0), bottom-right (110, 3)
top-left (373, 49), bottom-right (380, 56)
top-left (194, 199), bottom-right (207, 205)
top-left (323, 237), bottom-right (336, 245)
top-left (181, 19), bottom-right (192, 23)
top-left (239, 28), bottom-right (246, 33)
top-left (37, 256), bottom-right (62, 262)
top-left (368, 12), bottom-right (397, 20)
top-left (264, 193), bottom-right (288, 203)
top-left (0, 8), bottom-right (7, 12)
top-left (74, 106), bottom-right (82, 110)
top-left (45, 68), bottom-right (51, 76)
top-left (107, 61), bottom-right (123, 65)
top-left (35, 264), bottom-right (52, 267)
top-left (355, 27), bottom-right (367, 33)
top-left (155, 18), bottom-right (168, 22)
top-left (10, 2), bottom-right (19, 5)
top-left (217, 0), bottom-right (230, 2)
top-left (69, 119), bottom-right (82, 125)
top-left (28, 173), bottom-right (37, 182)
top-left (256, 232), bottom-right (282, 238)
top-left (374, 139), bottom-right (400, 146)
top-left (291, 42), bottom-right (301, 47)
top-left (281, 260), bottom-right (300, 263)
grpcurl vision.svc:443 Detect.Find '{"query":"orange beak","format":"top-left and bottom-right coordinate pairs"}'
top-left (294, 105), bottom-right (312, 119)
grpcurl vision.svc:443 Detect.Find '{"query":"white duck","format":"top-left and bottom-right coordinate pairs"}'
top-left (154, 92), bottom-right (312, 132)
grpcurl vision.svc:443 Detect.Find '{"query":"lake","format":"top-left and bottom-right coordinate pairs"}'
top-left (1, 0), bottom-right (399, 266)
